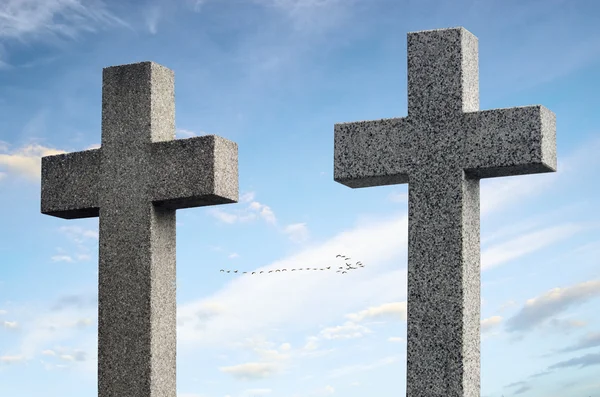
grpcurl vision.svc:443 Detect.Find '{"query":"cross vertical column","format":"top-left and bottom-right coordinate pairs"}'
top-left (406, 28), bottom-right (481, 397)
top-left (407, 168), bottom-right (481, 397)
top-left (98, 62), bottom-right (177, 396)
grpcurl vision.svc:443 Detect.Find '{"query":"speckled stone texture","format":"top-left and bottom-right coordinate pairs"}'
top-left (41, 61), bottom-right (238, 397)
top-left (334, 27), bottom-right (556, 397)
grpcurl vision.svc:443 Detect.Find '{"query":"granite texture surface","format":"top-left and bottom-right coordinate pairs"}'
top-left (41, 61), bottom-right (239, 397)
top-left (334, 27), bottom-right (556, 397)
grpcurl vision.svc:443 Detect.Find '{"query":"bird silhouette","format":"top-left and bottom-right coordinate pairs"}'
top-left (217, 256), bottom-right (364, 276)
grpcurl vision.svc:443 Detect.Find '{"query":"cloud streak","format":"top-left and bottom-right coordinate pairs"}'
top-left (505, 280), bottom-right (600, 333)
top-left (0, 0), bottom-right (128, 66)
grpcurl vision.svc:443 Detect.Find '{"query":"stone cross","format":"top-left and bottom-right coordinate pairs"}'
top-left (41, 61), bottom-right (238, 397)
top-left (334, 27), bottom-right (556, 396)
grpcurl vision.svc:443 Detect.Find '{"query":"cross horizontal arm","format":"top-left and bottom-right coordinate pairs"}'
top-left (462, 105), bottom-right (556, 178)
top-left (334, 117), bottom-right (413, 188)
top-left (150, 135), bottom-right (238, 209)
top-left (41, 149), bottom-right (100, 219)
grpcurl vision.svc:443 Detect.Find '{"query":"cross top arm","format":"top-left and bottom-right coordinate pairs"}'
top-left (40, 134), bottom-right (238, 220)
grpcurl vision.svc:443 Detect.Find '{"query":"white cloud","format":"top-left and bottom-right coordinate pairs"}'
top-left (240, 192), bottom-right (255, 203)
top-left (2, 320), bottom-right (18, 329)
top-left (51, 255), bottom-right (74, 263)
top-left (345, 302), bottom-right (407, 323)
top-left (480, 173), bottom-right (557, 218)
top-left (481, 315), bottom-right (503, 333)
top-left (209, 192), bottom-right (277, 225)
top-left (9, 297), bottom-right (97, 364)
top-left (249, 201), bottom-right (277, 224)
top-left (177, 128), bottom-right (198, 138)
top-left (219, 361), bottom-right (280, 380)
top-left (319, 321), bottom-right (372, 340)
top-left (0, 142), bottom-right (66, 181)
top-left (284, 222), bottom-right (310, 243)
top-left (481, 223), bottom-right (585, 270)
top-left (0, 355), bottom-right (25, 364)
top-left (242, 389), bottom-right (273, 397)
top-left (303, 336), bottom-right (319, 351)
top-left (177, 213), bottom-right (409, 350)
top-left (388, 191), bottom-right (407, 203)
top-left (328, 355), bottom-right (400, 378)
top-left (58, 226), bottom-right (98, 243)
top-left (506, 280), bottom-right (600, 332)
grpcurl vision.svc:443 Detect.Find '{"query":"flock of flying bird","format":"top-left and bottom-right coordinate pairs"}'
top-left (219, 254), bottom-right (364, 275)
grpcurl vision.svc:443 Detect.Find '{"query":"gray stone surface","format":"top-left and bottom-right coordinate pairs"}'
top-left (334, 27), bottom-right (556, 397)
top-left (41, 61), bottom-right (238, 397)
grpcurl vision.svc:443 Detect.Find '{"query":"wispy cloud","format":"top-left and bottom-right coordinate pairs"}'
top-left (0, 0), bottom-right (128, 66)
top-left (481, 223), bottom-right (585, 270)
top-left (209, 193), bottom-right (277, 225)
top-left (284, 222), bottom-right (310, 244)
top-left (143, 4), bottom-right (161, 34)
top-left (557, 332), bottom-right (600, 354)
top-left (548, 352), bottom-right (600, 370)
top-left (505, 280), bottom-right (600, 333)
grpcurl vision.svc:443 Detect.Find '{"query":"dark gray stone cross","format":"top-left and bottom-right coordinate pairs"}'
top-left (41, 62), bottom-right (238, 397)
top-left (334, 27), bottom-right (556, 396)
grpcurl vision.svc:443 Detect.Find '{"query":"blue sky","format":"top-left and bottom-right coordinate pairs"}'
top-left (0, 0), bottom-right (599, 396)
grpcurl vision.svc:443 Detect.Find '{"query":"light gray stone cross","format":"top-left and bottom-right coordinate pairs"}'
top-left (41, 61), bottom-right (238, 397)
top-left (334, 27), bottom-right (556, 396)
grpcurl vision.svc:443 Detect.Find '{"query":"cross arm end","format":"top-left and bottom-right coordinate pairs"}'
top-left (334, 117), bottom-right (411, 188)
top-left (41, 149), bottom-right (101, 219)
top-left (151, 135), bottom-right (239, 210)
top-left (464, 105), bottom-right (557, 179)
